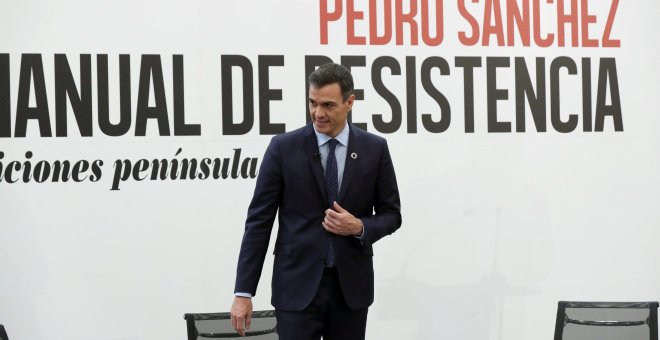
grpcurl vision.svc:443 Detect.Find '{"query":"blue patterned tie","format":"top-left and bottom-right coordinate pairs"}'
top-left (325, 139), bottom-right (339, 267)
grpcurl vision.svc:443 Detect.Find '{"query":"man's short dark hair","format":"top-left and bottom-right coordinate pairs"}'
top-left (308, 63), bottom-right (354, 101)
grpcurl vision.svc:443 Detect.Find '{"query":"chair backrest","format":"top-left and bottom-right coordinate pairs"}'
top-left (554, 301), bottom-right (659, 340)
top-left (0, 324), bottom-right (8, 340)
top-left (184, 310), bottom-right (277, 339)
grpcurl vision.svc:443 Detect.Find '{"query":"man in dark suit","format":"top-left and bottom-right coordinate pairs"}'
top-left (230, 63), bottom-right (402, 340)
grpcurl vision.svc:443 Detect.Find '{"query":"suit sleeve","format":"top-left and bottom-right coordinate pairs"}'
top-left (234, 137), bottom-right (282, 296)
top-left (361, 139), bottom-right (402, 245)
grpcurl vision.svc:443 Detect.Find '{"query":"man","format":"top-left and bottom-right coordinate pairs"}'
top-left (230, 63), bottom-right (402, 340)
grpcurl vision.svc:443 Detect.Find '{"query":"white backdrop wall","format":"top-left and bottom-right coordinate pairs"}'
top-left (1, 1), bottom-right (659, 339)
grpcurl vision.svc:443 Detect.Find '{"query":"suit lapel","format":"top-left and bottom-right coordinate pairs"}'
top-left (338, 124), bottom-right (360, 203)
top-left (303, 124), bottom-right (328, 204)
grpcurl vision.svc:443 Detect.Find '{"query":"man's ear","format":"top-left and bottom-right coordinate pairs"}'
top-left (345, 94), bottom-right (356, 109)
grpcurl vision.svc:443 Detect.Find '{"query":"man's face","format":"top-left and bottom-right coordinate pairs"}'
top-left (308, 83), bottom-right (354, 138)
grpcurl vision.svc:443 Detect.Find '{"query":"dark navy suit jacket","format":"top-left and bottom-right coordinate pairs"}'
top-left (234, 123), bottom-right (402, 311)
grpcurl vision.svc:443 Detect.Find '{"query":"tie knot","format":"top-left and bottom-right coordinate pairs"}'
top-left (328, 139), bottom-right (339, 151)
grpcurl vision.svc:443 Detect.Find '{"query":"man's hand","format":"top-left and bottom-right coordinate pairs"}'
top-left (230, 296), bottom-right (253, 336)
top-left (323, 202), bottom-right (363, 236)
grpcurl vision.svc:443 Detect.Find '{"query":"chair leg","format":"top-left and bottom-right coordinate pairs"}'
top-left (553, 302), bottom-right (566, 340)
top-left (650, 304), bottom-right (658, 340)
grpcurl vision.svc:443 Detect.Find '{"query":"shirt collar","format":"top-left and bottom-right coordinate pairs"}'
top-left (314, 121), bottom-right (350, 147)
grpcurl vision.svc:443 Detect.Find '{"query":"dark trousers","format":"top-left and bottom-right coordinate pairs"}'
top-left (275, 267), bottom-right (368, 340)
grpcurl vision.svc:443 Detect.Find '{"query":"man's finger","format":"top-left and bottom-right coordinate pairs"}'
top-left (233, 315), bottom-right (245, 336)
top-left (238, 319), bottom-right (245, 336)
top-left (333, 201), bottom-right (346, 212)
top-left (323, 221), bottom-right (337, 234)
top-left (246, 311), bottom-right (252, 331)
top-left (324, 214), bottom-right (335, 225)
top-left (325, 208), bottom-right (339, 217)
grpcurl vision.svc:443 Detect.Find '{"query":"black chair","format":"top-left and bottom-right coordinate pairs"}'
top-left (554, 301), bottom-right (659, 340)
top-left (184, 310), bottom-right (277, 339)
top-left (0, 324), bottom-right (8, 340)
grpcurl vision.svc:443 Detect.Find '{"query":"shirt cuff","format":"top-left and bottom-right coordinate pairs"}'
top-left (354, 219), bottom-right (365, 244)
top-left (235, 292), bottom-right (253, 298)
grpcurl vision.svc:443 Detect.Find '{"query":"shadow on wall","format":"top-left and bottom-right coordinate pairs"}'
top-left (0, 188), bottom-right (48, 340)
top-left (378, 207), bottom-right (539, 339)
